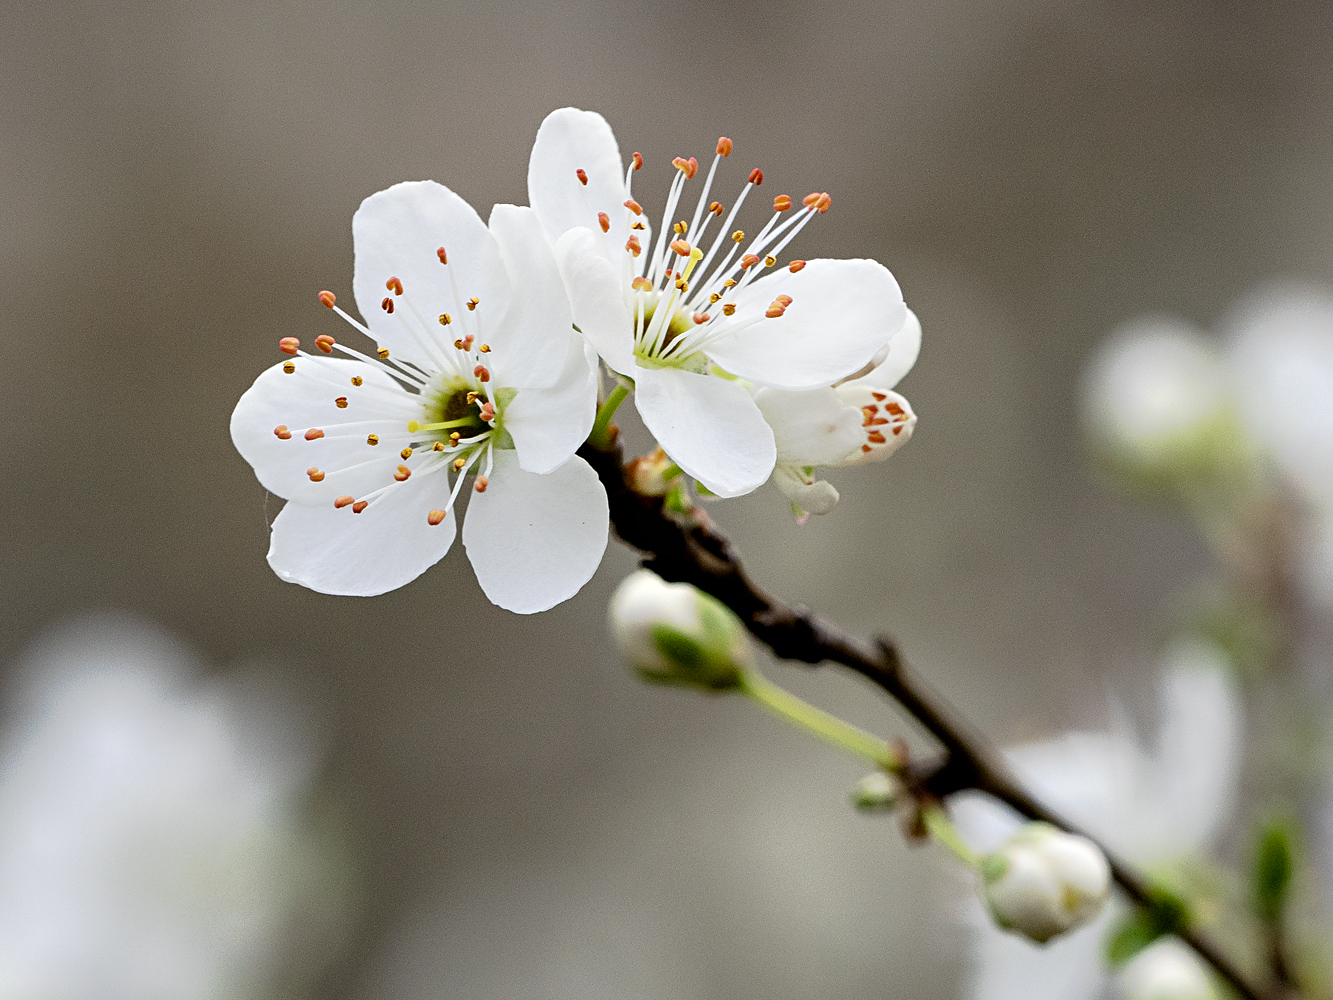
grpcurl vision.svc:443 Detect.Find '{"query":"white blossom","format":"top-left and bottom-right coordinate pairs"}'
top-left (527, 107), bottom-right (907, 498)
top-left (232, 180), bottom-right (608, 613)
top-left (1120, 939), bottom-right (1216, 1000)
top-left (0, 616), bottom-right (345, 1000)
top-left (980, 824), bottom-right (1110, 943)
top-left (953, 641), bottom-right (1241, 1000)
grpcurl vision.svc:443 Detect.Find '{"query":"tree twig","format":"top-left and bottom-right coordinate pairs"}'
top-left (580, 437), bottom-right (1278, 1000)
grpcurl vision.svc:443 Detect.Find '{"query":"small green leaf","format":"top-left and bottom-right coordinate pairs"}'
top-left (1253, 815), bottom-right (1297, 926)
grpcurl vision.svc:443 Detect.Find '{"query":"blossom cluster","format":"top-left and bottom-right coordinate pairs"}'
top-left (232, 108), bottom-right (919, 612)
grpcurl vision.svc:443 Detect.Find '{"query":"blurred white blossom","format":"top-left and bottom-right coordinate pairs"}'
top-left (953, 641), bottom-right (1241, 1000)
top-left (0, 615), bottom-right (349, 1000)
top-left (979, 824), bottom-right (1109, 944)
top-left (1119, 938), bottom-right (1216, 1000)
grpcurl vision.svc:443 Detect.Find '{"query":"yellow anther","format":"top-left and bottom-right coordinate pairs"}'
top-left (432, 441), bottom-right (445, 451)
top-left (377, 348), bottom-right (390, 359)
top-left (282, 361), bottom-right (295, 374)
top-left (731, 230), bottom-right (745, 243)
top-left (367, 434), bottom-right (379, 445)
top-left (401, 447), bottom-right (413, 459)
top-left (723, 278), bottom-right (737, 288)
top-left (466, 391), bottom-right (478, 404)
top-left (466, 297), bottom-right (479, 311)
top-left (722, 303), bottom-right (737, 316)
top-left (439, 313), bottom-right (451, 325)
top-left (351, 376), bottom-right (363, 386)
top-left (479, 344), bottom-right (491, 353)
top-left (674, 221), bottom-right (688, 235)
top-left (764, 255), bottom-right (776, 266)
top-left (453, 457), bottom-right (466, 470)
top-left (454, 339), bottom-right (464, 349)
top-left (709, 293), bottom-right (721, 303)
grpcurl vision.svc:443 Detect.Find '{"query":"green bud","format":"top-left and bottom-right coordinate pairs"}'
top-left (1253, 814), bottom-right (1297, 926)
top-left (609, 570), bottom-right (751, 691)
top-left (850, 772), bottom-right (900, 811)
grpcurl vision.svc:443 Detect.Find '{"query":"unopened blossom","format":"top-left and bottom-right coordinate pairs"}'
top-left (753, 308), bottom-right (920, 519)
top-left (1120, 939), bottom-right (1215, 1000)
top-left (232, 181), bottom-right (608, 613)
top-left (979, 823), bottom-right (1110, 944)
top-left (528, 107), bottom-right (906, 498)
top-left (954, 641), bottom-right (1241, 1000)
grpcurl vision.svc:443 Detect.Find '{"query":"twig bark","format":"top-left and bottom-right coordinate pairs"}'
top-left (580, 437), bottom-right (1278, 1000)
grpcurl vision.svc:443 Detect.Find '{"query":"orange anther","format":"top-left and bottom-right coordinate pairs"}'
top-left (598, 212), bottom-right (610, 232)
top-left (867, 431), bottom-right (886, 444)
top-left (335, 396), bottom-right (348, 408)
top-left (315, 334), bottom-right (335, 353)
top-left (334, 495), bottom-right (355, 508)
top-left (461, 334), bottom-right (474, 350)
top-left (624, 199), bottom-right (643, 216)
top-left (740, 254), bottom-right (760, 269)
top-left (670, 239), bottom-right (692, 257)
top-left (632, 152), bottom-right (643, 170)
top-left (722, 303), bottom-right (737, 316)
top-left (709, 201), bottom-right (724, 216)
top-left (631, 276), bottom-right (653, 291)
top-left (478, 401), bottom-right (496, 421)
top-left (437, 247), bottom-right (448, 264)
top-left (394, 465), bottom-right (412, 482)
top-left (862, 444), bottom-right (873, 453)
top-left (892, 426), bottom-right (904, 436)
top-left (716, 137), bottom-right (732, 157)
top-left (273, 425), bottom-right (292, 439)
top-left (576, 168), bottom-right (588, 185)
top-left (692, 312), bottom-right (710, 324)
top-left (306, 467), bottom-right (325, 482)
top-left (466, 297), bottom-right (479, 311)
top-left (386, 276), bottom-right (403, 295)
top-left (279, 337), bottom-right (300, 355)
top-left (428, 509), bottom-right (447, 526)
top-left (352, 500), bottom-right (368, 513)
top-left (871, 391), bottom-right (887, 401)
top-left (304, 428), bottom-right (324, 440)
top-left (803, 192), bottom-right (821, 207)
top-left (788, 259), bottom-right (806, 272)
top-left (816, 192), bottom-right (831, 213)
top-left (474, 364), bottom-right (490, 382)
top-left (474, 476), bottom-right (489, 493)
top-left (748, 168), bottom-right (763, 185)
top-left (765, 305), bottom-right (786, 318)
top-left (283, 361), bottom-right (295, 374)
top-left (776, 294), bottom-right (793, 306)
top-left (318, 290), bottom-right (336, 309)
top-left (773, 195), bottom-right (792, 212)
top-left (625, 235), bottom-right (642, 257)
top-left (672, 156), bottom-right (690, 173)
top-left (381, 297), bottom-right (394, 313)
top-left (686, 156), bottom-right (698, 178)
top-left (886, 402), bottom-right (905, 415)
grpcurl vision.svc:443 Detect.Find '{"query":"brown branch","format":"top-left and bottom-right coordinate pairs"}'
top-left (581, 437), bottom-right (1277, 1000)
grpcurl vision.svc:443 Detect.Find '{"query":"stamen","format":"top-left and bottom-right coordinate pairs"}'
top-left (439, 313), bottom-right (451, 325)
top-left (766, 304), bottom-right (786, 318)
top-left (334, 496), bottom-right (355, 508)
top-left (740, 254), bottom-right (760, 270)
top-left (453, 457), bottom-right (466, 471)
top-left (279, 337), bottom-right (300, 355)
top-left (386, 276), bottom-right (403, 295)
top-left (816, 192), bottom-right (831, 213)
top-left (367, 434), bottom-right (379, 445)
top-left (479, 343), bottom-right (491, 353)
top-left (466, 391), bottom-right (478, 404)
top-left (576, 168), bottom-right (588, 185)
top-left (732, 230), bottom-right (745, 243)
top-left (381, 297), bottom-right (394, 314)
top-left (433, 441), bottom-right (446, 451)
top-left (437, 247), bottom-right (448, 264)
top-left (625, 235), bottom-right (642, 257)
top-left (692, 312), bottom-right (710, 324)
top-left (274, 425), bottom-right (291, 439)
top-left (716, 137), bottom-right (732, 157)
top-left (307, 467), bottom-right (325, 482)
top-left (352, 500), bottom-right (368, 513)
top-left (670, 239), bottom-right (691, 256)
top-left (428, 509), bottom-right (448, 525)
top-left (598, 212), bottom-right (610, 232)
top-left (632, 152), bottom-right (643, 170)
top-left (624, 199), bottom-right (643, 215)
top-left (394, 465), bottom-right (412, 482)
top-left (466, 297), bottom-right (479, 311)
top-left (378, 348), bottom-right (390, 359)
top-left (305, 428), bottom-right (325, 440)
top-left (474, 365), bottom-right (490, 382)
top-left (478, 400), bottom-right (495, 421)
top-left (748, 168), bottom-right (763, 185)
top-left (776, 294), bottom-right (792, 306)
top-left (764, 255), bottom-right (776, 266)
top-left (283, 362), bottom-right (296, 374)
top-left (867, 431), bottom-right (886, 444)
top-left (773, 195), bottom-right (792, 212)
top-left (401, 447), bottom-right (413, 459)
top-left (318, 291), bottom-right (336, 309)
top-left (723, 303), bottom-right (736, 316)
top-left (631, 276), bottom-right (653, 291)
top-left (474, 476), bottom-right (489, 493)
top-left (351, 375), bottom-right (363, 386)
top-left (709, 201), bottom-right (724, 216)
top-left (788, 260), bottom-right (806, 272)
top-left (335, 396), bottom-right (348, 408)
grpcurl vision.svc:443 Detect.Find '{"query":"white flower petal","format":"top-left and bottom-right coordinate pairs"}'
top-left (505, 337), bottom-right (599, 475)
top-left (772, 465), bottom-right (841, 515)
top-left (752, 386), bottom-right (864, 466)
top-left (831, 387), bottom-right (916, 467)
top-left (485, 203), bottom-right (575, 389)
top-left (231, 358), bottom-right (419, 501)
top-left (527, 107), bottom-right (627, 263)
top-left (634, 365), bottom-right (776, 498)
top-left (553, 227), bottom-right (637, 374)
top-left (857, 307), bottom-right (922, 391)
top-left (462, 452), bottom-right (609, 614)
top-left (266, 466), bottom-right (456, 597)
top-left (707, 259), bottom-right (905, 389)
top-left (352, 180), bottom-right (510, 370)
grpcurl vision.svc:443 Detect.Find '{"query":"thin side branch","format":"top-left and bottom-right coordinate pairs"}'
top-left (581, 438), bottom-right (1277, 1000)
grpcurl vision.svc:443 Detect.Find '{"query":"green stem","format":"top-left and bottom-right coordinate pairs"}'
top-left (738, 667), bottom-right (900, 770)
top-left (921, 805), bottom-right (979, 869)
top-left (589, 382), bottom-right (631, 451)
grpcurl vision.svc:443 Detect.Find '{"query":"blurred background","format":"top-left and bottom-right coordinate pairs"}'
top-left (4, 0), bottom-right (1333, 996)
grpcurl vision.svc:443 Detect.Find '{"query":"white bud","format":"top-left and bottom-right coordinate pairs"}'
top-left (980, 823), bottom-right (1110, 943)
top-left (609, 570), bottom-right (751, 691)
top-left (1120, 939), bottom-right (1215, 1000)
top-left (850, 772), bottom-right (900, 811)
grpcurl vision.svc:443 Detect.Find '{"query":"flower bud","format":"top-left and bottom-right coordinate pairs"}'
top-left (850, 772), bottom-right (900, 811)
top-left (1120, 939), bottom-right (1215, 1000)
top-left (625, 447), bottom-right (681, 497)
top-left (609, 570), bottom-right (751, 691)
top-left (980, 823), bottom-right (1110, 943)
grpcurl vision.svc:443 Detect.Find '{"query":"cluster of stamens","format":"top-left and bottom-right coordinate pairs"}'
top-left (270, 249), bottom-right (508, 526)
top-left (859, 392), bottom-right (910, 453)
top-left (576, 135), bottom-right (831, 369)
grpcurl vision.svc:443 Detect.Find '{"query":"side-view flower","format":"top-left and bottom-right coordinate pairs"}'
top-left (527, 107), bottom-right (913, 499)
top-left (231, 181), bottom-right (607, 613)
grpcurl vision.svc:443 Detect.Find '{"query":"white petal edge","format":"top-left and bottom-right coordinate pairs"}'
top-left (352, 180), bottom-right (510, 371)
top-left (266, 466), bottom-right (457, 597)
top-left (553, 227), bottom-right (636, 375)
top-left (462, 451), bottom-right (609, 614)
top-left (855, 307), bottom-right (922, 391)
top-left (752, 385), bottom-right (864, 466)
top-left (505, 338), bottom-right (599, 474)
top-left (707, 259), bottom-right (905, 389)
top-left (634, 365), bottom-right (776, 498)
top-left (527, 107), bottom-right (627, 263)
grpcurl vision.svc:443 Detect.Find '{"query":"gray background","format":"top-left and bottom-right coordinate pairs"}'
top-left (3, 0), bottom-right (1331, 996)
